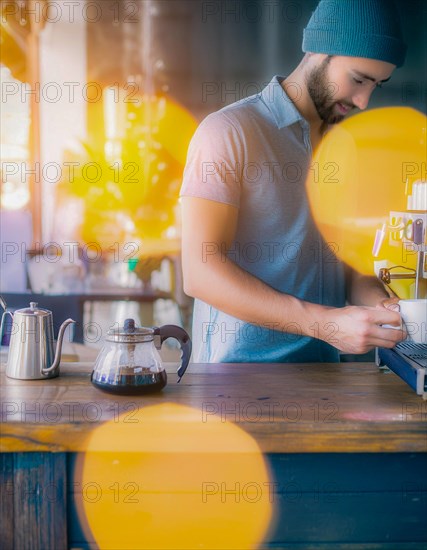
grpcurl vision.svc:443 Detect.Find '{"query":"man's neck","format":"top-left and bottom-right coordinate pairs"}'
top-left (281, 67), bottom-right (324, 136)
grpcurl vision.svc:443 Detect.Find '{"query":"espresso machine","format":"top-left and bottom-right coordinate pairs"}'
top-left (373, 181), bottom-right (427, 398)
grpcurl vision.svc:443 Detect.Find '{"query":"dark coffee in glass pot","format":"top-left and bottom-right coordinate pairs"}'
top-left (91, 319), bottom-right (191, 394)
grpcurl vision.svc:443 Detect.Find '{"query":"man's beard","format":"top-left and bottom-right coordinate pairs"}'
top-left (306, 57), bottom-right (354, 125)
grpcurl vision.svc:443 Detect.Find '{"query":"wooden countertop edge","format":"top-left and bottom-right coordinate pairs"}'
top-left (1, 421), bottom-right (426, 454)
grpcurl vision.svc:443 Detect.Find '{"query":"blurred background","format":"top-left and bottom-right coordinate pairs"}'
top-left (0, 0), bottom-right (426, 347)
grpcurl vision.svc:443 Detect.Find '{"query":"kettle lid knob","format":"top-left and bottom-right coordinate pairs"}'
top-left (30, 302), bottom-right (38, 310)
top-left (123, 318), bottom-right (136, 333)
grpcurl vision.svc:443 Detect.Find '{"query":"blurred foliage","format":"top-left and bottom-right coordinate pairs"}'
top-left (58, 93), bottom-right (197, 249)
top-left (0, 0), bottom-right (48, 82)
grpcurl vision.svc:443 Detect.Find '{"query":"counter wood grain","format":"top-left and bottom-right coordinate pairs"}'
top-left (1, 360), bottom-right (426, 453)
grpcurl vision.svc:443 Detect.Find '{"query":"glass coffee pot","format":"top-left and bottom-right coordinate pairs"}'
top-left (91, 319), bottom-right (192, 394)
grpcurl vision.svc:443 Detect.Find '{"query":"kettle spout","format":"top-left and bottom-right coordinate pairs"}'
top-left (42, 318), bottom-right (76, 375)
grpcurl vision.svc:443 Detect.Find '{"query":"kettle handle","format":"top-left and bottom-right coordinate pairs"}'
top-left (0, 310), bottom-right (13, 346)
top-left (154, 325), bottom-right (192, 382)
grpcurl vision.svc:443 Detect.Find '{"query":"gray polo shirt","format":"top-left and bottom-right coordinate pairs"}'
top-left (180, 75), bottom-right (346, 363)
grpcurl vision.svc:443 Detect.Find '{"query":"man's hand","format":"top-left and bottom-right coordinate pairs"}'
top-left (318, 305), bottom-right (406, 354)
top-left (375, 296), bottom-right (400, 312)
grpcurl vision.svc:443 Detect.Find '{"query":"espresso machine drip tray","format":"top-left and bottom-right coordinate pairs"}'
top-left (394, 341), bottom-right (427, 367)
top-left (376, 343), bottom-right (427, 399)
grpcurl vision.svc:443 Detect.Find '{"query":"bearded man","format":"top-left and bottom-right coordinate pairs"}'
top-left (180, 0), bottom-right (408, 363)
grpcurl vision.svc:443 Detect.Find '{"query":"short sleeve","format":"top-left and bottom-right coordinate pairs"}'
top-left (179, 112), bottom-right (244, 208)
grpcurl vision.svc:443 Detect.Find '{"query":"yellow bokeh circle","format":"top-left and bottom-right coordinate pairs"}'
top-left (306, 107), bottom-right (426, 290)
top-left (74, 403), bottom-right (273, 549)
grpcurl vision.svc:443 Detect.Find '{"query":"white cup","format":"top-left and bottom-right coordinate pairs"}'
top-left (399, 299), bottom-right (427, 345)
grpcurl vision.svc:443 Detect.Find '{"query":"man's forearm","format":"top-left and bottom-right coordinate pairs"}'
top-left (183, 251), bottom-right (330, 338)
top-left (347, 272), bottom-right (390, 307)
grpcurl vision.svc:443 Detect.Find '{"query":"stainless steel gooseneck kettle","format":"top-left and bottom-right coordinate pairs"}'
top-left (0, 299), bottom-right (75, 380)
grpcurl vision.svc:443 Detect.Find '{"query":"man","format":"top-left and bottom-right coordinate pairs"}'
top-left (180, 0), bottom-right (408, 363)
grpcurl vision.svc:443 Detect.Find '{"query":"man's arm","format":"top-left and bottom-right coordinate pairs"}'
top-left (345, 265), bottom-right (400, 309)
top-left (181, 197), bottom-right (406, 354)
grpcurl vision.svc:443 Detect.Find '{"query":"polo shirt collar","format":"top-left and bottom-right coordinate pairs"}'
top-left (261, 75), bottom-right (305, 129)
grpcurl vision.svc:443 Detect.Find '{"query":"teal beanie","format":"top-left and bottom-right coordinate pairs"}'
top-left (303, 0), bottom-right (407, 67)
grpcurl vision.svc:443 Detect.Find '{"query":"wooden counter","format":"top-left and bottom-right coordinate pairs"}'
top-left (1, 360), bottom-right (426, 454)
top-left (1, 356), bottom-right (426, 549)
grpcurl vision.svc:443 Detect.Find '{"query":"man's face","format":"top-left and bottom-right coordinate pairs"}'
top-left (306, 55), bottom-right (396, 124)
